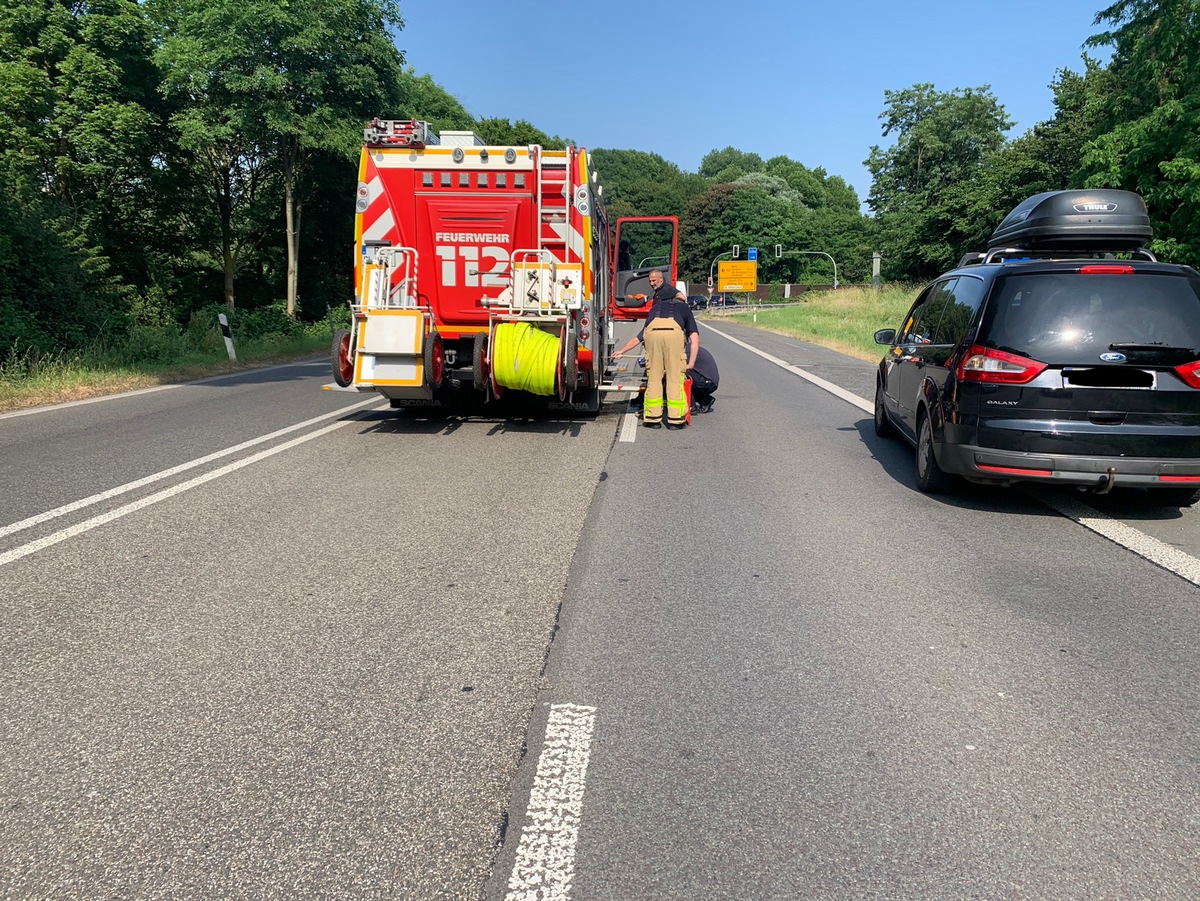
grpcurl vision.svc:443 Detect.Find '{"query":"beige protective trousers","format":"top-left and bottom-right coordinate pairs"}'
top-left (643, 317), bottom-right (688, 425)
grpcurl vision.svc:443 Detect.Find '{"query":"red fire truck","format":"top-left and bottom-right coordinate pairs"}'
top-left (329, 119), bottom-right (680, 412)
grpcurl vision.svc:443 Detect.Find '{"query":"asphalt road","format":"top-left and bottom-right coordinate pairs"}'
top-left (1, 326), bottom-right (1197, 900)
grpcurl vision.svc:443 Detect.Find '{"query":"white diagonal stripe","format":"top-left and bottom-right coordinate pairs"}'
top-left (0, 398), bottom-right (381, 541)
top-left (363, 207), bottom-right (395, 242)
top-left (0, 405), bottom-right (383, 568)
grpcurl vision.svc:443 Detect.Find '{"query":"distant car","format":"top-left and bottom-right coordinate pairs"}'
top-left (686, 294), bottom-right (708, 311)
top-left (873, 188), bottom-right (1200, 506)
top-left (709, 294), bottom-right (738, 307)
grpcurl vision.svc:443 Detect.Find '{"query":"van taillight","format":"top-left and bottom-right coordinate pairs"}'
top-left (957, 345), bottom-right (1048, 384)
top-left (1173, 360), bottom-right (1200, 388)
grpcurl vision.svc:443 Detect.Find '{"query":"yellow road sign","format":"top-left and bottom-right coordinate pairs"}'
top-left (718, 260), bottom-right (757, 292)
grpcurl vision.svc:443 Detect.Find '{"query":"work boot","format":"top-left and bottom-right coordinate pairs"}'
top-left (643, 420), bottom-right (662, 429)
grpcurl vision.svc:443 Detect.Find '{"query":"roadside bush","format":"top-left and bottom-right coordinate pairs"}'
top-left (235, 303), bottom-right (298, 341)
top-left (113, 323), bottom-right (192, 365)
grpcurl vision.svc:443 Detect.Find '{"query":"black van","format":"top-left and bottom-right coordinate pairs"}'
top-left (873, 189), bottom-right (1200, 506)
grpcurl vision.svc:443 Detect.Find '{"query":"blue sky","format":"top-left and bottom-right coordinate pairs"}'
top-left (396, 0), bottom-right (1111, 205)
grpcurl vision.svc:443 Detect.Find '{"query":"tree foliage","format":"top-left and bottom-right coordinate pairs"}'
top-left (1080, 0), bottom-right (1200, 262)
top-left (588, 149), bottom-right (706, 220)
top-left (5, 0), bottom-right (1200, 361)
top-left (153, 0), bottom-right (405, 314)
top-left (865, 84), bottom-right (1013, 280)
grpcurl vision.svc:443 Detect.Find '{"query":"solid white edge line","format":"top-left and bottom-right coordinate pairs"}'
top-left (1028, 487), bottom-right (1200, 586)
top-left (703, 323), bottom-right (871, 413)
top-left (702, 322), bottom-right (1200, 588)
top-left (0, 409), bottom-right (378, 569)
top-left (0, 397), bottom-right (383, 540)
top-left (506, 703), bottom-right (597, 901)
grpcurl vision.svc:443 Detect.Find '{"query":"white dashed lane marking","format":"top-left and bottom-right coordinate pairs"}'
top-left (506, 703), bottom-right (597, 901)
top-left (618, 412), bottom-right (639, 442)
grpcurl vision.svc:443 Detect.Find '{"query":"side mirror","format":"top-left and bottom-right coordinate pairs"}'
top-left (874, 328), bottom-right (897, 345)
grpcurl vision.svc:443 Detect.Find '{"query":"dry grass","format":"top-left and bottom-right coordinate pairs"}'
top-left (715, 285), bottom-right (919, 362)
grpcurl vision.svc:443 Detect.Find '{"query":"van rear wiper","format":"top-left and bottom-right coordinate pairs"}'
top-left (1109, 343), bottom-right (1197, 353)
top-left (1107, 343), bottom-right (1199, 364)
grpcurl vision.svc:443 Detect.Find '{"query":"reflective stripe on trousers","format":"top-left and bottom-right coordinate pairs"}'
top-left (643, 318), bottom-right (687, 425)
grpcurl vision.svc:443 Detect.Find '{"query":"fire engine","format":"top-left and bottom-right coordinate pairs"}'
top-left (328, 118), bottom-right (680, 412)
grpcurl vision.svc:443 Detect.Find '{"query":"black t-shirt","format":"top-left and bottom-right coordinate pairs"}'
top-left (638, 290), bottom-right (697, 341)
top-left (688, 346), bottom-right (718, 386)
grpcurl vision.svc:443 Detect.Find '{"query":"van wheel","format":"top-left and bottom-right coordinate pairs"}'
top-left (1153, 486), bottom-right (1200, 507)
top-left (874, 381), bottom-right (895, 438)
top-left (916, 412), bottom-right (952, 494)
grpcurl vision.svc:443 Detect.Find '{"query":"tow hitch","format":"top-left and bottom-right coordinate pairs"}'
top-left (1093, 467), bottom-right (1118, 495)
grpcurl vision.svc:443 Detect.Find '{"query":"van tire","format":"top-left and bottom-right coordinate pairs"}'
top-left (916, 411), bottom-right (953, 494)
top-left (874, 381), bottom-right (895, 438)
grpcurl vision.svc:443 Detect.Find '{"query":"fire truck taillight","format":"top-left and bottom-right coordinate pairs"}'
top-left (355, 183), bottom-right (369, 212)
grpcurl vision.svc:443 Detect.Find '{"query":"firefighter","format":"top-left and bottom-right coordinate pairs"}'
top-left (615, 270), bottom-right (698, 428)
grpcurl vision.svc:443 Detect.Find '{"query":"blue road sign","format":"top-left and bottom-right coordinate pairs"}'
top-left (748, 247), bottom-right (758, 261)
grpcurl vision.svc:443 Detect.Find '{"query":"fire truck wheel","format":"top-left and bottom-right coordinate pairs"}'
top-left (331, 329), bottom-right (353, 387)
top-left (554, 350), bottom-right (568, 402)
top-left (563, 336), bottom-right (578, 390)
top-left (472, 333), bottom-right (488, 391)
top-left (424, 330), bottom-right (445, 388)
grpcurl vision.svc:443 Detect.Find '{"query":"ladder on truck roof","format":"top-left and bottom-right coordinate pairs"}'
top-left (537, 148), bottom-right (572, 263)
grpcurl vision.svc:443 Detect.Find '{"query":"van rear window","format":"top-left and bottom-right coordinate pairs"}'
top-left (979, 272), bottom-right (1200, 363)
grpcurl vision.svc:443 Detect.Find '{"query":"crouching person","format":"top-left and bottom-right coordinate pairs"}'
top-left (688, 345), bottom-right (719, 414)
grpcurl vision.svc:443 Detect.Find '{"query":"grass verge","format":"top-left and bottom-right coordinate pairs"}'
top-left (0, 335), bottom-right (330, 414)
top-left (711, 284), bottom-right (919, 362)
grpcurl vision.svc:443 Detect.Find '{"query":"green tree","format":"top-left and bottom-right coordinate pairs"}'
top-left (678, 183), bottom-right (747, 283)
top-left (153, 0), bottom-right (406, 314)
top-left (698, 147), bottom-right (764, 180)
top-left (0, 0), bottom-right (160, 349)
top-left (589, 148), bottom-right (705, 220)
top-left (1080, 0), bottom-right (1200, 263)
top-left (866, 83), bottom-right (1013, 280)
top-left (396, 67), bottom-right (473, 132)
top-left (473, 117), bottom-right (564, 147)
top-left (762, 156), bottom-right (861, 212)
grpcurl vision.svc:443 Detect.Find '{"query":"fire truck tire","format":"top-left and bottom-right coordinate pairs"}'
top-left (331, 329), bottom-right (353, 387)
top-left (554, 350), bottom-right (568, 402)
top-left (424, 330), bottom-right (445, 388)
top-left (472, 333), bottom-right (489, 391)
top-left (563, 335), bottom-right (578, 390)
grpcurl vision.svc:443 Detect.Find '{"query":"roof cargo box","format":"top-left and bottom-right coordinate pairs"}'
top-left (987, 189), bottom-right (1152, 251)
